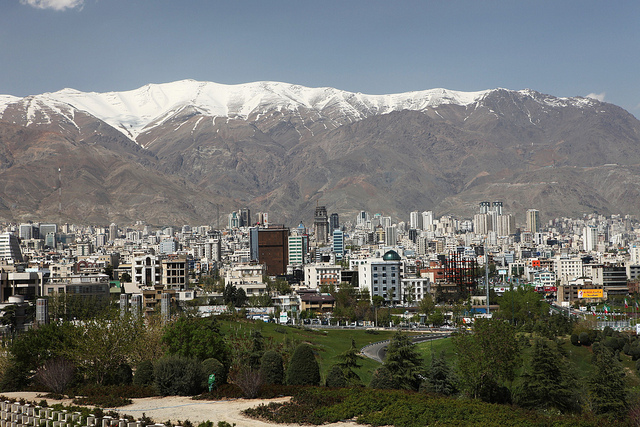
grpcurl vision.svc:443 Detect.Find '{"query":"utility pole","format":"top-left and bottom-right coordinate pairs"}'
top-left (485, 242), bottom-right (490, 315)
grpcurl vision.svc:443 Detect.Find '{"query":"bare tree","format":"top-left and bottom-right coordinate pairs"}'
top-left (35, 357), bottom-right (75, 394)
top-left (229, 365), bottom-right (263, 398)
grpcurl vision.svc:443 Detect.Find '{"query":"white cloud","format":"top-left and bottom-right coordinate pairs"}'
top-left (586, 92), bottom-right (606, 102)
top-left (20, 0), bottom-right (84, 11)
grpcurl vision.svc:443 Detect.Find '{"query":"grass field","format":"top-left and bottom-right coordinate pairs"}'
top-left (220, 320), bottom-right (398, 384)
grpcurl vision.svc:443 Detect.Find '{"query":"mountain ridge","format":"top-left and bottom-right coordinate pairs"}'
top-left (0, 80), bottom-right (638, 226)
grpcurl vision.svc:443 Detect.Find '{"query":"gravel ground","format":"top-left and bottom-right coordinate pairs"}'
top-left (1, 392), bottom-right (359, 427)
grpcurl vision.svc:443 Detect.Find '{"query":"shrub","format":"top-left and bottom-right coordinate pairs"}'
top-left (104, 363), bottom-right (132, 386)
top-left (570, 334), bottom-right (580, 346)
top-left (369, 366), bottom-right (397, 389)
top-left (260, 351), bottom-right (284, 385)
top-left (325, 365), bottom-right (346, 388)
top-left (154, 356), bottom-right (204, 396)
top-left (202, 358), bottom-right (227, 385)
top-left (286, 344), bottom-right (320, 386)
top-left (578, 331), bottom-right (591, 346)
top-left (133, 360), bottom-right (154, 386)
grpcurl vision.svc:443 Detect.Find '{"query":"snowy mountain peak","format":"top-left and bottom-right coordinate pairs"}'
top-left (0, 80), bottom-right (602, 141)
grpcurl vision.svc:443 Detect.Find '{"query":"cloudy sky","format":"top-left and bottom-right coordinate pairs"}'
top-left (2, 1), bottom-right (639, 115)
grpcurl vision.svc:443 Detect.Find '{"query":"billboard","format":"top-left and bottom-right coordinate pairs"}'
top-left (578, 289), bottom-right (604, 299)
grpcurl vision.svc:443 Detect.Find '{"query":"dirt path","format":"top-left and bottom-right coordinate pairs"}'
top-left (1, 392), bottom-right (358, 427)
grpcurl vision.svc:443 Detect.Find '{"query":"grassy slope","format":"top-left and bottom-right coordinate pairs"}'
top-left (220, 320), bottom-right (398, 384)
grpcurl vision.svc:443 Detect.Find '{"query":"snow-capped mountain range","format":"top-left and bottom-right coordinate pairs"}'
top-left (0, 80), bottom-right (598, 142)
top-left (0, 79), bottom-right (637, 226)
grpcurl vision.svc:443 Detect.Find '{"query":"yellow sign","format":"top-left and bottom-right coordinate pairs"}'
top-left (578, 289), bottom-right (603, 299)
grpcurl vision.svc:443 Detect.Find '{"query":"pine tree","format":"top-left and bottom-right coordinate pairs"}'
top-left (588, 345), bottom-right (627, 415)
top-left (286, 344), bottom-right (320, 386)
top-left (383, 331), bottom-right (423, 391)
top-left (336, 339), bottom-right (363, 385)
top-left (515, 339), bottom-right (580, 413)
top-left (422, 351), bottom-right (457, 396)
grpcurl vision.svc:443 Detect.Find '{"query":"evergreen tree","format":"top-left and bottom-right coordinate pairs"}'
top-left (422, 351), bottom-right (457, 396)
top-left (515, 339), bottom-right (580, 413)
top-left (588, 345), bottom-right (627, 415)
top-left (325, 364), bottom-right (347, 388)
top-left (260, 351), bottom-right (284, 385)
top-left (336, 339), bottom-right (363, 385)
top-left (369, 365), bottom-right (398, 389)
top-left (248, 331), bottom-right (265, 370)
top-left (383, 331), bottom-right (423, 391)
top-left (286, 344), bottom-right (320, 386)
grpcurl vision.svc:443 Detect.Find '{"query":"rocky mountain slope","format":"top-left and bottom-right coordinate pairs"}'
top-left (1, 81), bottom-right (639, 226)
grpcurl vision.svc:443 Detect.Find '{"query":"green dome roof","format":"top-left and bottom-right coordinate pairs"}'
top-left (383, 250), bottom-right (401, 261)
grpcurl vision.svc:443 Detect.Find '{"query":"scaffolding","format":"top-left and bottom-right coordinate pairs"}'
top-left (443, 251), bottom-right (478, 299)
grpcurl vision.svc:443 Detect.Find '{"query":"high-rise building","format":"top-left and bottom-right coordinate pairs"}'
top-left (314, 206), bottom-right (329, 244)
top-left (356, 211), bottom-right (369, 227)
top-left (526, 209), bottom-right (540, 234)
top-left (329, 213), bottom-right (340, 232)
top-left (492, 201), bottom-right (503, 215)
top-left (0, 233), bottom-right (23, 262)
top-left (288, 234), bottom-right (308, 265)
top-left (421, 211), bottom-right (434, 231)
top-left (228, 211), bottom-right (239, 229)
top-left (583, 225), bottom-right (598, 252)
top-left (479, 201), bottom-right (491, 214)
top-left (240, 208), bottom-right (251, 227)
top-left (108, 223), bottom-right (118, 241)
top-left (409, 211), bottom-right (423, 230)
top-left (257, 226), bottom-right (289, 275)
top-left (333, 229), bottom-right (345, 260)
top-left (495, 214), bottom-right (516, 236)
top-left (384, 225), bottom-right (397, 246)
top-left (19, 223), bottom-right (36, 240)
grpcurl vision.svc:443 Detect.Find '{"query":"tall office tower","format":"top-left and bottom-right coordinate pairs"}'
top-left (240, 208), bottom-right (251, 227)
top-left (0, 233), bottom-right (23, 262)
top-left (329, 213), bottom-right (340, 231)
top-left (108, 223), bottom-right (118, 241)
top-left (495, 214), bottom-right (516, 236)
top-left (356, 210), bottom-right (370, 226)
top-left (526, 209), bottom-right (540, 234)
top-left (288, 234), bottom-right (308, 265)
top-left (421, 211), bottom-right (434, 231)
top-left (40, 223), bottom-right (57, 239)
top-left (583, 225), bottom-right (598, 251)
top-left (228, 211), bottom-right (239, 229)
top-left (409, 211), bottom-right (422, 230)
top-left (257, 226), bottom-right (289, 275)
top-left (473, 214), bottom-right (492, 235)
top-left (95, 233), bottom-right (107, 247)
top-left (256, 212), bottom-right (269, 226)
top-left (492, 201), bottom-right (503, 215)
top-left (19, 223), bottom-right (34, 240)
top-left (314, 206), bottom-right (329, 244)
top-left (333, 229), bottom-right (345, 260)
top-left (479, 201), bottom-right (491, 214)
top-left (384, 225), bottom-right (397, 246)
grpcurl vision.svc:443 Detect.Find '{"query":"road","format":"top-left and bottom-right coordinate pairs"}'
top-left (361, 333), bottom-right (450, 362)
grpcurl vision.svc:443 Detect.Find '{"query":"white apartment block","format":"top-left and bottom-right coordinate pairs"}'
top-left (553, 256), bottom-right (583, 285)
top-left (304, 263), bottom-right (342, 289)
top-left (401, 277), bottom-right (431, 304)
